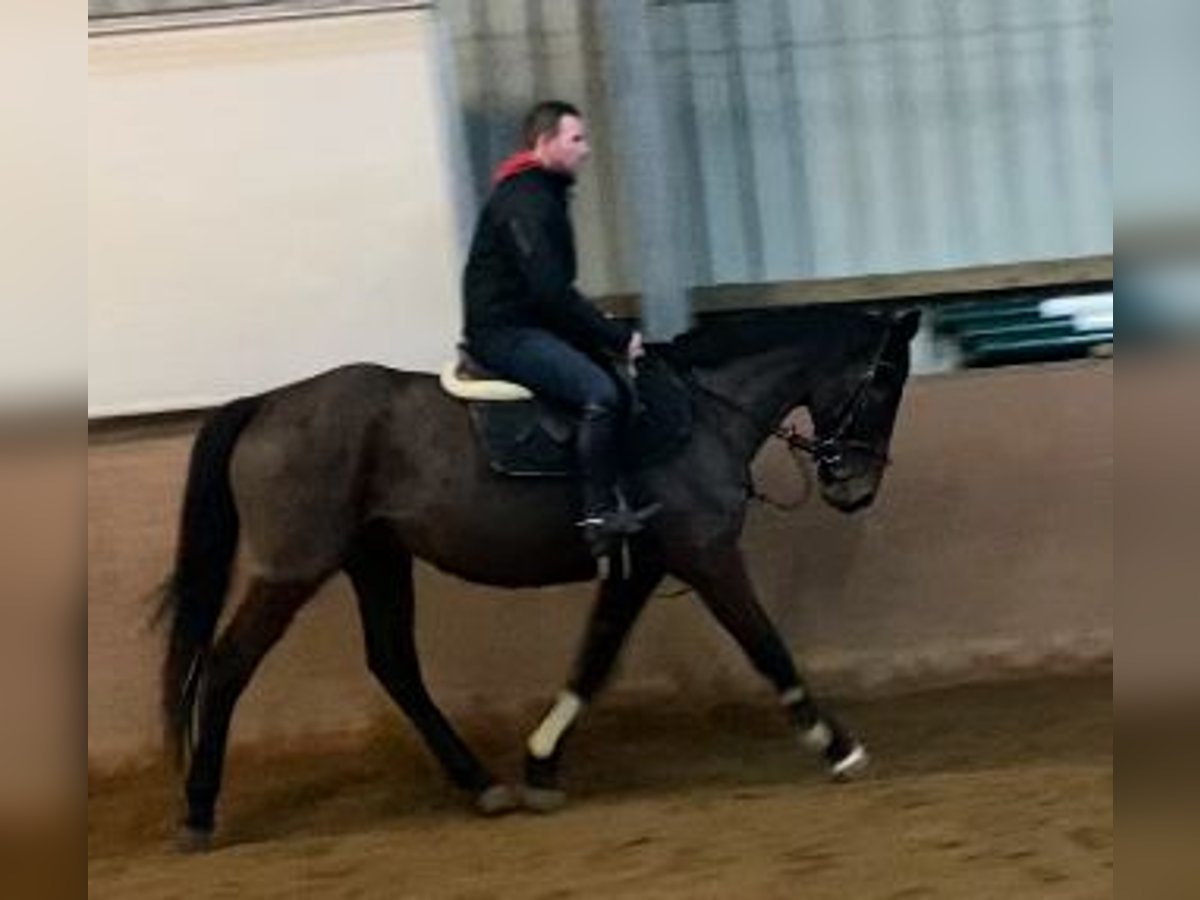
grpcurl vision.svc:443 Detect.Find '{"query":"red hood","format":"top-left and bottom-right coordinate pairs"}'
top-left (491, 150), bottom-right (542, 186)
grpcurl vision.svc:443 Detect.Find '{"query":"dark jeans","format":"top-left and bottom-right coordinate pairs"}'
top-left (466, 327), bottom-right (620, 413)
top-left (467, 327), bottom-right (622, 517)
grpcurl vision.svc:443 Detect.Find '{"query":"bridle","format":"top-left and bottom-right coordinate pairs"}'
top-left (684, 333), bottom-right (898, 509)
top-left (790, 335), bottom-right (897, 471)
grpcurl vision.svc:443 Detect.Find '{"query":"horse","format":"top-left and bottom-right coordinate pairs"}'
top-left (157, 303), bottom-right (922, 849)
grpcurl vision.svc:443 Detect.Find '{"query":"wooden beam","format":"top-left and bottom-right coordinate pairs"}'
top-left (599, 255), bottom-right (1113, 318)
top-left (88, 1), bottom-right (431, 37)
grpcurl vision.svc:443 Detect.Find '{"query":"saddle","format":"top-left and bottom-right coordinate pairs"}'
top-left (441, 347), bottom-right (693, 479)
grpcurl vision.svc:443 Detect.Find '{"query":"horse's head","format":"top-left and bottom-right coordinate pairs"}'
top-left (667, 304), bottom-right (923, 513)
top-left (807, 308), bottom-right (921, 513)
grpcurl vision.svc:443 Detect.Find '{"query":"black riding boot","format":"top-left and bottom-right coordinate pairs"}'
top-left (576, 404), bottom-right (659, 561)
top-left (576, 403), bottom-right (622, 559)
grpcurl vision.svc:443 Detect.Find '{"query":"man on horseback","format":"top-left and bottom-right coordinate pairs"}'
top-left (461, 100), bottom-right (654, 562)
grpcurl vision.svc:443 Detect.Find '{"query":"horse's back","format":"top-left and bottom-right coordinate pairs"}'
top-left (236, 364), bottom-right (436, 466)
top-left (265, 362), bottom-right (422, 409)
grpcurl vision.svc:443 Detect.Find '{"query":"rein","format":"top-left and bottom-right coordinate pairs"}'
top-left (681, 374), bottom-right (817, 510)
top-left (679, 334), bottom-right (896, 510)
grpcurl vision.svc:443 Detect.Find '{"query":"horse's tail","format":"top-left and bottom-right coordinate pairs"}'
top-left (156, 394), bottom-right (264, 767)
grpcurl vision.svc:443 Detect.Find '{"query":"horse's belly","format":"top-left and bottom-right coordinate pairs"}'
top-left (392, 502), bottom-right (597, 589)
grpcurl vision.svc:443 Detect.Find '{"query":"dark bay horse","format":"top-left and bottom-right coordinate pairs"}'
top-left (159, 304), bottom-right (921, 847)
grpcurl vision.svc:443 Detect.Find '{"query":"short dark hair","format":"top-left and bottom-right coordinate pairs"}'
top-left (521, 100), bottom-right (582, 149)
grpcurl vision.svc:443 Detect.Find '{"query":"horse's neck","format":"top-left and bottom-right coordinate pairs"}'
top-left (694, 347), bottom-right (819, 460)
top-left (669, 307), bottom-right (884, 461)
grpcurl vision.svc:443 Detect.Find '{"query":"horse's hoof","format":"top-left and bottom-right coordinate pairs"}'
top-left (830, 744), bottom-right (870, 782)
top-left (521, 784), bottom-right (568, 814)
top-left (475, 783), bottom-right (521, 817)
top-left (176, 825), bottom-right (214, 854)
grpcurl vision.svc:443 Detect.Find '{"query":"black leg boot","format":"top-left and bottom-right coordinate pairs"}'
top-left (575, 405), bottom-right (662, 570)
top-left (576, 403), bottom-right (622, 561)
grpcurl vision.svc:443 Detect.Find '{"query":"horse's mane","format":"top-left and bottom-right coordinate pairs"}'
top-left (659, 304), bottom-right (883, 369)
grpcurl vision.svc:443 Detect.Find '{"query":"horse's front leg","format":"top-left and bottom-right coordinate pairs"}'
top-left (675, 543), bottom-right (869, 781)
top-left (521, 549), bottom-right (664, 811)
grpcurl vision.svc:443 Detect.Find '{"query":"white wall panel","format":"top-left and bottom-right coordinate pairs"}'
top-left (88, 9), bottom-right (461, 415)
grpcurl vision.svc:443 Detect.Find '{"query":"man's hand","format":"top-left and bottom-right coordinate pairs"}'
top-left (626, 331), bottom-right (646, 362)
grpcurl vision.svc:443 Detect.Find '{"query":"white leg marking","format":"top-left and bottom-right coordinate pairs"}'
top-left (801, 721), bottom-right (833, 752)
top-left (527, 691), bottom-right (583, 760)
top-left (831, 744), bottom-right (870, 780)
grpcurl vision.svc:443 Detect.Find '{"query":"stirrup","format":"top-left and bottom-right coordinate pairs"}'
top-left (578, 517), bottom-right (619, 560)
top-left (576, 502), bottom-right (661, 539)
top-left (577, 523), bottom-right (630, 581)
top-left (577, 498), bottom-right (661, 581)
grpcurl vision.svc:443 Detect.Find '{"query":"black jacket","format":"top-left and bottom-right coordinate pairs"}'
top-left (462, 167), bottom-right (631, 356)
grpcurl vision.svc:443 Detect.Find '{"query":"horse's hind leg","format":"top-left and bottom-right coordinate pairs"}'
top-left (344, 524), bottom-right (515, 816)
top-left (675, 544), bottom-right (869, 781)
top-left (183, 578), bottom-right (317, 846)
top-left (522, 550), bottom-right (664, 811)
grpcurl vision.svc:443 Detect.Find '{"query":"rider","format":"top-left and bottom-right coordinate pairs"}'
top-left (461, 100), bottom-right (652, 561)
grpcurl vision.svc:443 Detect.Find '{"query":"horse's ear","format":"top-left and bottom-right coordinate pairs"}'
top-left (891, 308), bottom-right (922, 341)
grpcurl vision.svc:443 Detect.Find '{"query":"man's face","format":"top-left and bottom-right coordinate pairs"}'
top-left (538, 115), bottom-right (591, 177)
